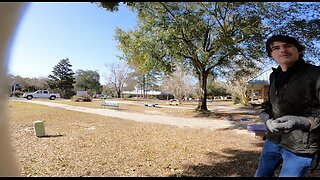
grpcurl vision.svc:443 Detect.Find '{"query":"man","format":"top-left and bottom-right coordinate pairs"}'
top-left (255, 35), bottom-right (320, 177)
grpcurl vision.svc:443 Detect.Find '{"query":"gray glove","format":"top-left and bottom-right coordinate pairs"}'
top-left (265, 119), bottom-right (281, 132)
top-left (259, 111), bottom-right (270, 124)
top-left (259, 112), bottom-right (279, 132)
top-left (273, 115), bottom-right (311, 132)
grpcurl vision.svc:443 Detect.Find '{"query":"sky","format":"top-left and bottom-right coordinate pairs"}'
top-left (8, 2), bottom-right (137, 84)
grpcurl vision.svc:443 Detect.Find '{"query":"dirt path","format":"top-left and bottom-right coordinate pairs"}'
top-left (11, 99), bottom-right (256, 132)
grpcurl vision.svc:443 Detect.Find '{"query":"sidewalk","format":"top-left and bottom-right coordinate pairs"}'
top-left (11, 99), bottom-right (254, 131)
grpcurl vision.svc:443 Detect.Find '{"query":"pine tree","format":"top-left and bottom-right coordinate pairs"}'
top-left (47, 58), bottom-right (75, 98)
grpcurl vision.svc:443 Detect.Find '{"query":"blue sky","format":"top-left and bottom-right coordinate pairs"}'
top-left (8, 2), bottom-right (137, 84)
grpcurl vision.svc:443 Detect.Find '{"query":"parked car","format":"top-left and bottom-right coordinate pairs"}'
top-left (91, 93), bottom-right (100, 98)
top-left (22, 90), bottom-right (60, 100)
top-left (100, 94), bottom-right (110, 99)
top-left (168, 99), bottom-right (180, 106)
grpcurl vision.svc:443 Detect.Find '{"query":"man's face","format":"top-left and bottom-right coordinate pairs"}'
top-left (269, 41), bottom-right (300, 68)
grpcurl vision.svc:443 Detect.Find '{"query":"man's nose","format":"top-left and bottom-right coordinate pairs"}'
top-left (279, 46), bottom-right (287, 53)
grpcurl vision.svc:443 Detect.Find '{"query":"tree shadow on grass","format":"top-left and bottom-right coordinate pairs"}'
top-left (167, 145), bottom-right (320, 177)
top-left (191, 106), bottom-right (259, 118)
top-left (169, 147), bottom-right (262, 177)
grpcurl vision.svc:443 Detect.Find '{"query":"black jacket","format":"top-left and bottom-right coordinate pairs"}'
top-left (264, 59), bottom-right (320, 154)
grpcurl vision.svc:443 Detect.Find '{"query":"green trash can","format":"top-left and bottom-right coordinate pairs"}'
top-left (33, 120), bottom-right (45, 137)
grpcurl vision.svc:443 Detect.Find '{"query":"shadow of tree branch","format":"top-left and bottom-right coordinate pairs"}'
top-left (169, 147), bottom-right (262, 177)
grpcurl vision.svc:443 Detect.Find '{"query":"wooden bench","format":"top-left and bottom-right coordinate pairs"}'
top-left (101, 101), bottom-right (119, 109)
top-left (144, 103), bottom-right (158, 107)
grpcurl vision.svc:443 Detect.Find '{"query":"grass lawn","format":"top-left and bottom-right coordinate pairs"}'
top-left (7, 99), bottom-right (320, 177)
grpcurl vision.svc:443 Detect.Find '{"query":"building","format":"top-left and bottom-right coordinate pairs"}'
top-left (9, 82), bottom-right (22, 97)
top-left (247, 69), bottom-right (272, 104)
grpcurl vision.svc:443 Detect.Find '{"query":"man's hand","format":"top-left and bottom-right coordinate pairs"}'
top-left (259, 111), bottom-right (270, 124)
top-left (259, 112), bottom-right (279, 132)
top-left (265, 119), bottom-right (280, 132)
top-left (273, 115), bottom-right (311, 132)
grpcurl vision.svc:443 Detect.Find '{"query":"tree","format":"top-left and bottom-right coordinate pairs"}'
top-left (99, 2), bottom-right (320, 112)
top-left (8, 74), bottom-right (32, 92)
top-left (91, 2), bottom-right (136, 12)
top-left (8, 74), bottom-right (49, 92)
top-left (47, 58), bottom-right (75, 99)
top-left (101, 84), bottom-right (116, 97)
top-left (206, 74), bottom-right (230, 100)
top-left (127, 69), bottom-right (161, 99)
top-left (223, 73), bottom-right (253, 105)
top-left (120, 53), bottom-right (163, 99)
top-left (161, 66), bottom-right (196, 102)
top-left (275, 5), bottom-right (320, 63)
top-left (105, 61), bottom-right (131, 98)
top-left (32, 76), bottom-right (49, 90)
top-left (222, 56), bottom-right (259, 105)
top-left (74, 69), bottom-right (102, 94)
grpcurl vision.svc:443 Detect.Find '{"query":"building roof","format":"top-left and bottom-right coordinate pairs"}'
top-left (247, 69), bottom-right (273, 85)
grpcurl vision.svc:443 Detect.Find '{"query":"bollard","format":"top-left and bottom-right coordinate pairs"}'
top-left (33, 120), bottom-right (45, 137)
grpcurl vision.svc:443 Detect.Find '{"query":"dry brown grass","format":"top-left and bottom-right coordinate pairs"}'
top-left (7, 100), bottom-right (320, 177)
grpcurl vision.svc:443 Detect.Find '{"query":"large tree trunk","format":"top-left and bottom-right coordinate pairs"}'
top-left (240, 91), bottom-right (249, 105)
top-left (142, 76), bottom-right (146, 98)
top-left (116, 89), bottom-right (121, 98)
top-left (197, 72), bottom-right (208, 111)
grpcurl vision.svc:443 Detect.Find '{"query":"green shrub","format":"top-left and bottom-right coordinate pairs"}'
top-left (71, 95), bottom-right (92, 102)
top-left (233, 96), bottom-right (240, 105)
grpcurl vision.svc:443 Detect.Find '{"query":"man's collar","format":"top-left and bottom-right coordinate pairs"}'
top-left (273, 58), bottom-right (305, 73)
